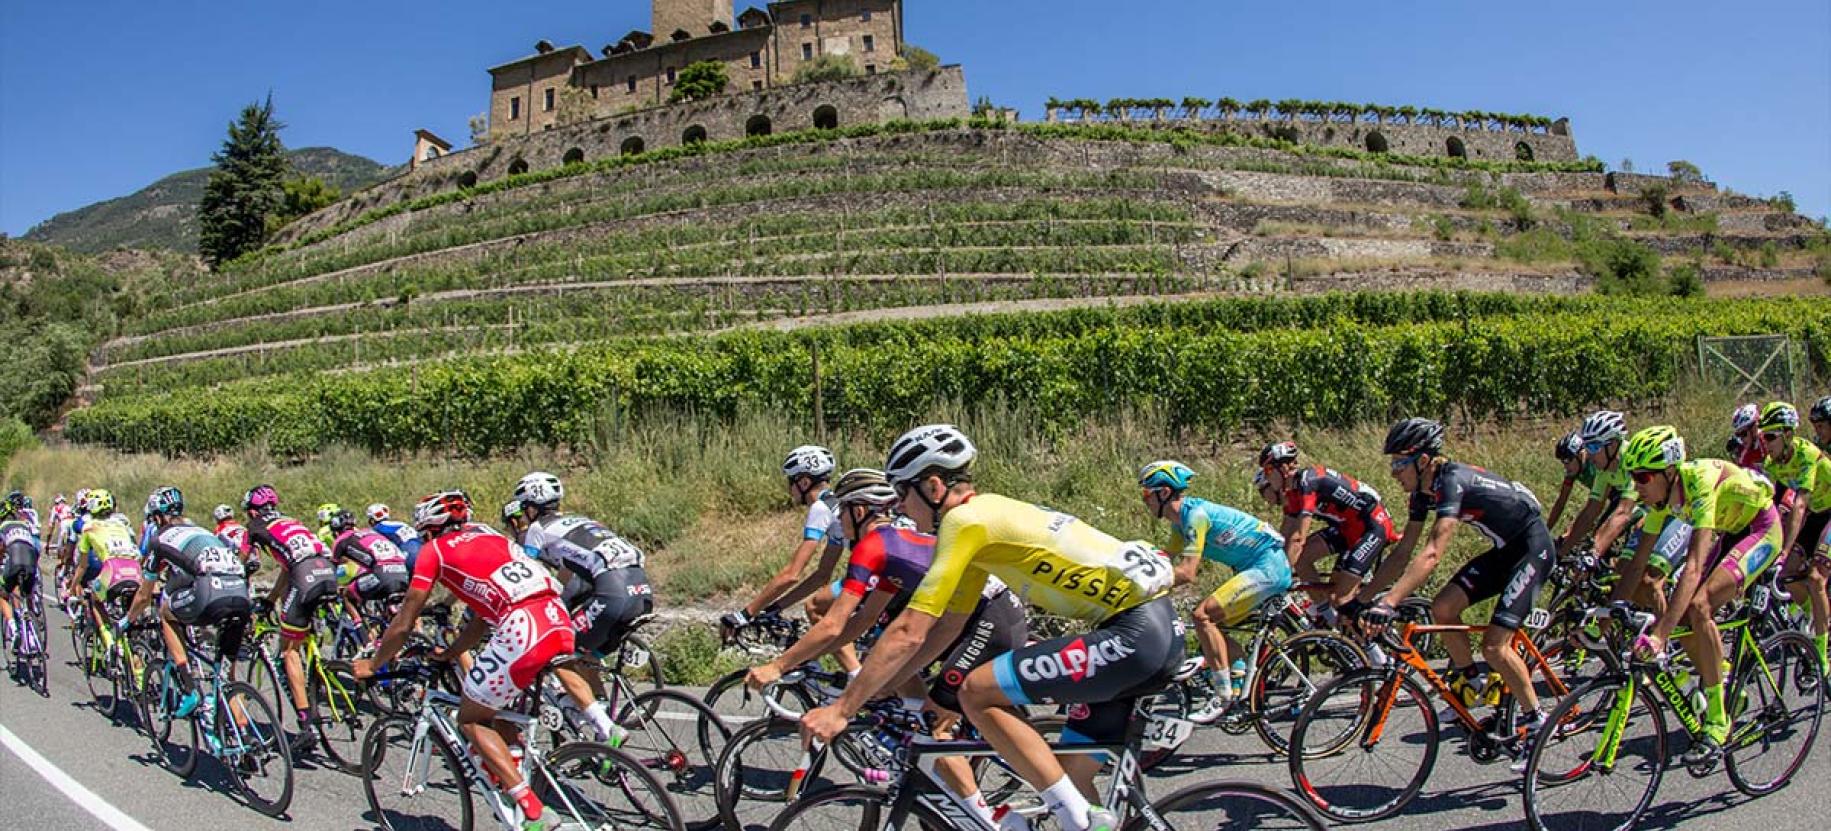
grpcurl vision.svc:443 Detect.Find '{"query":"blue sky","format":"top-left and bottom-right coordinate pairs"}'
top-left (3, 0), bottom-right (1827, 237)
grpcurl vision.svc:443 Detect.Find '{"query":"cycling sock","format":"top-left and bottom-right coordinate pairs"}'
top-left (900, 696), bottom-right (927, 713)
top-left (583, 700), bottom-right (623, 746)
top-left (1703, 684), bottom-right (1728, 734)
top-left (939, 781), bottom-right (996, 824)
top-left (1814, 633), bottom-right (1828, 671)
top-left (1041, 776), bottom-right (1092, 831)
top-left (508, 781), bottom-right (544, 821)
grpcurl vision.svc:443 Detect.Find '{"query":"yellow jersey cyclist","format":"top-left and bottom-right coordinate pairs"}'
top-left (802, 425), bottom-right (1182, 831)
top-left (1619, 426), bottom-right (1783, 765)
top-left (1140, 460), bottom-right (1292, 725)
top-left (1759, 402), bottom-right (1831, 673)
top-left (72, 489), bottom-right (144, 635)
top-left (1363, 418), bottom-right (1556, 751)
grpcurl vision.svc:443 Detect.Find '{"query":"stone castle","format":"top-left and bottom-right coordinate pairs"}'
top-left (489, 0), bottom-right (910, 140)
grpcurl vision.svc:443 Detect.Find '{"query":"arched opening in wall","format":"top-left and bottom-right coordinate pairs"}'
top-left (507, 157), bottom-right (530, 175)
top-left (562, 147), bottom-right (585, 166)
top-left (1445, 137), bottom-right (1467, 159)
top-left (621, 136), bottom-right (646, 155)
top-left (682, 125), bottom-right (708, 145)
top-left (1364, 131), bottom-right (1389, 153)
top-left (812, 105), bottom-right (839, 131)
top-left (745, 115), bottom-right (773, 137)
top-left (877, 96), bottom-right (908, 123)
top-left (457, 171), bottom-right (479, 189)
top-left (1514, 141), bottom-right (1534, 162)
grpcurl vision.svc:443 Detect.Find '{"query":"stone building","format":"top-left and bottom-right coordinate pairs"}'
top-left (489, 0), bottom-right (905, 140)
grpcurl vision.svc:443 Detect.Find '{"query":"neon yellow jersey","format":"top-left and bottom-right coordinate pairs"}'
top-left (1586, 463), bottom-right (1638, 506)
top-left (1767, 436), bottom-right (1831, 514)
top-left (1642, 459), bottom-right (1774, 536)
top-left (77, 515), bottom-right (140, 563)
top-left (905, 493), bottom-right (1162, 621)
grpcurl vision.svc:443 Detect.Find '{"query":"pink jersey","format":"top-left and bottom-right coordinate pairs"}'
top-left (246, 514), bottom-right (330, 569)
top-left (410, 524), bottom-right (561, 624)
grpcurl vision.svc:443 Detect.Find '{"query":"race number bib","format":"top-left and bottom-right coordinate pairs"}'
top-left (490, 558), bottom-right (548, 604)
top-left (1116, 541), bottom-right (1173, 596)
top-left (284, 533), bottom-right (320, 562)
top-left (105, 535), bottom-right (138, 559)
top-left (593, 535), bottom-right (644, 570)
top-left (1142, 712), bottom-right (1195, 750)
top-left (196, 546), bottom-right (243, 575)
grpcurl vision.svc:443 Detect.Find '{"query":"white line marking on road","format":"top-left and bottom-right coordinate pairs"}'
top-left (0, 723), bottom-right (155, 831)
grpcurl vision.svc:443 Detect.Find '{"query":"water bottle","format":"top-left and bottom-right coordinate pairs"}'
top-left (1229, 660), bottom-right (1247, 698)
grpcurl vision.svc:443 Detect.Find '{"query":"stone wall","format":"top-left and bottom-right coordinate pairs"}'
top-left (1050, 113), bottom-right (1578, 163)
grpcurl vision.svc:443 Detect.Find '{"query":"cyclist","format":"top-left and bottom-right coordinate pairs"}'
top-left (1544, 432), bottom-right (1587, 529)
top-left (1258, 442), bottom-right (1400, 619)
top-left (123, 486), bottom-right (253, 717)
top-left (1813, 397), bottom-right (1831, 452)
top-left (1559, 411), bottom-right (1640, 558)
top-left (1727, 403), bottom-right (1767, 470)
top-left (315, 502), bottom-right (343, 547)
top-left (8, 492), bottom-right (40, 543)
top-left (365, 503), bottom-right (421, 572)
top-left (327, 508), bottom-right (411, 612)
top-left (212, 505), bottom-right (251, 566)
top-left (722, 445), bottom-right (858, 674)
top-left (1, 495), bottom-right (42, 649)
top-left (804, 425), bottom-right (1182, 831)
top-left (70, 489), bottom-right (143, 637)
top-left (355, 490), bottom-right (609, 830)
top-left (240, 484), bottom-right (340, 755)
top-left (1620, 425), bottom-right (1783, 763)
top-left (1760, 402), bottom-right (1831, 672)
top-left (500, 472), bottom-right (652, 717)
top-left (1142, 460), bottom-right (1291, 725)
top-left (1363, 418), bottom-right (1554, 744)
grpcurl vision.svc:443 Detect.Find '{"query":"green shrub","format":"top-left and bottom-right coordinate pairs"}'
top-left (793, 54), bottom-right (858, 84)
top-left (1759, 241), bottom-right (1780, 268)
top-left (0, 419), bottom-right (32, 471)
top-left (1429, 214), bottom-right (1455, 241)
top-left (1667, 263), bottom-right (1705, 297)
top-left (1641, 183), bottom-right (1670, 219)
top-left (1583, 239), bottom-right (1663, 296)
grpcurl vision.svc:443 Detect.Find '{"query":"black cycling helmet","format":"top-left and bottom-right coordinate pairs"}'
top-left (1812, 396), bottom-right (1831, 425)
top-left (329, 509), bottom-right (357, 536)
top-left (1383, 418), bottom-right (1446, 456)
top-left (1554, 432), bottom-right (1583, 462)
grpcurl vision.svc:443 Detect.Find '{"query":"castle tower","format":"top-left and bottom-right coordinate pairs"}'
top-left (652, 0), bottom-right (733, 37)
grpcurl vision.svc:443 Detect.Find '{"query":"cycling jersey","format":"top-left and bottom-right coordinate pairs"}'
top-left (840, 525), bottom-right (935, 598)
top-left (1767, 436), bottom-right (1831, 515)
top-left (907, 493), bottom-right (1167, 622)
top-left (1729, 433), bottom-right (1768, 470)
top-left (410, 524), bottom-right (563, 624)
top-left (1408, 461), bottom-right (1544, 546)
top-left (1283, 465), bottom-right (1386, 525)
top-left (1571, 461), bottom-right (1637, 508)
top-left (803, 490), bottom-right (842, 543)
top-left (1169, 497), bottom-right (1286, 573)
top-left (215, 520), bottom-right (249, 553)
top-left (245, 514), bottom-right (332, 569)
top-left (146, 523), bottom-right (248, 584)
top-left (77, 515), bottom-right (142, 601)
top-left (333, 528), bottom-right (411, 601)
top-left (1642, 459), bottom-right (1775, 537)
top-left (522, 514), bottom-right (645, 582)
top-left (1, 519), bottom-right (40, 595)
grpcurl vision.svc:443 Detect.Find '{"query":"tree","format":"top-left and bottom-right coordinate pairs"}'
top-left (1667, 160), bottom-right (1704, 185)
top-left (793, 54), bottom-right (859, 84)
top-left (902, 44), bottom-right (940, 72)
top-left (266, 176), bottom-right (341, 235)
top-left (468, 112), bottom-right (490, 145)
top-left (199, 95), bottom-right (290, 267)
top-left (669, 60), bottom-right (730, 103)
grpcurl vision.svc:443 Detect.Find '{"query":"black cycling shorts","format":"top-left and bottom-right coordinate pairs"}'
top-left (929, 589), bottom-right (1029, 713)
top-left (991, 596), bottom-right (1184, 745)
top-left (2, 544), bottom-right (38, 594)
top-left (1448, 519), bottom-right (1555, 631)
top-left (569, 566), bottom-right (654, 658)
top-left (169, 575), bottom-right (253, 627)
top-left (280, 558), bottom-right (339, 640)
top-left (353, 566), bottom-right (410, 603)
top-left (1318, 525), bottom-right (1389, 579)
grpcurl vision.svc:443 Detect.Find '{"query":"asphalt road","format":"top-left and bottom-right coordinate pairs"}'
top-left (3, 605), bottom-right (1825, 831)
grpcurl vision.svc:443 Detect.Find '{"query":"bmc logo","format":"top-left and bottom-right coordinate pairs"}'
top-left (1017, 637), bottom-right (1134, 683)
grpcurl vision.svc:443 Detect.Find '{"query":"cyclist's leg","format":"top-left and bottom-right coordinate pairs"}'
top-left (1328, 516), bottom-right (1393, 609)
top-left (1294, 533), bottom-right (1332, 603)
top-left (1198, 565), bottom-right (1289, 709)
top-left (805, 588), bottom-right (861, 674)
top-left (1481, 522), bottom-right (1554, 715)
top-left (461, 599), bottom-right (574, 822)
top-left (928, 590), bottom-right (1027, 820)
top-left (1441, 545), bottom-right (1515, 672)
top-left (1783, 509), bottom-right (1831, 669)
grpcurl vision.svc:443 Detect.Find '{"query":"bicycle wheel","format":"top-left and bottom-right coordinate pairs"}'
top-left (310, 659), bottom-right (373, 774)
top-left (82, 630), bottom-right (112, 712)
top-left (703, 668), bottom-right (816, 727)
top-left (1142, 780), bottom-right (1326, 831)
top-left (715, 716), bottom-right (834, 831)
top-left (1253, 630), bottom-right (1368, 756)
top-left (140, 658), bottom-right (200, 777)
top-left (1725, 631), bottom-right (1825, 796)
top-left (975, 713), bottom-right (1066, 806)
top-left (764, 783), bottom-right (895, 831)
top-left (1139, 681), bottom-right (1196, 771)
top-left (219, 680), bottom-right (295, 816)
top-left (1522, 673), bottom-right (1666, 831)
top-left (237, 645), bottom-right (291, 719)
top-left (119, 637), bottom-right (156, 729)
top-left (538, 741), bottom-right (686, 831)
top-left (615, 689), bottom-right (732, 831)
top-left (363, 714), bottom-right (474, 831)
top-left (1288, 667), bottom-right (1438, 824)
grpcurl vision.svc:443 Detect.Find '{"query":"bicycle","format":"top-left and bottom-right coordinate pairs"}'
top-left (235, 599), bottom-right (375, 773)
top-left (703, 612), bottom-right (817, 722)
top-left (3, 580), bottom-right (50, 696)
top-left (360, 663), bottom-right (687, 831)
top-left (1288, 615), bottom-right (1577, 823)
top-left (77, 585), bottom-right (150, 725)
top-left (762, 662), bottom-right (1325, 831)
top-left (138, 611), bottom-right (295, 816)
top-left (1520, 596), bottom-right (1825, 831)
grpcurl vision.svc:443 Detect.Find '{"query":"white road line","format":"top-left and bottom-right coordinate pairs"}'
top-left (0, 723), bottom-right (155, 831)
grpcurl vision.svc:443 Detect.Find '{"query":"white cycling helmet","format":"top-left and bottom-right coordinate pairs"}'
top-left (212, 504), bottom-right (235, 523)
top-left (782, 446), bottom-right (836, 480)
top-left (365, 503), bottom-right (391, 524)
top-left (1578, 410), bottom-right (1627, 444)
top-left (1730, 403), bottom-right (1760, 433)
top-left (884, 424), bottom-right (977, 484)
top-left (513, 472), bottom-right (564, 510)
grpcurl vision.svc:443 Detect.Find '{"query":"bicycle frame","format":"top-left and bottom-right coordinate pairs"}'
top-left (396, 688), bottom-right (603, 831)
top-left (1367, 622), bottom-right (1572, 743)
top-left (1585, 615), bottom-right (1770, 768)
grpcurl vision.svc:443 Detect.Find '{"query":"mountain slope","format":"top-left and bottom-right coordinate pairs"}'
top-left (22, 147), bottom-right (397, 254)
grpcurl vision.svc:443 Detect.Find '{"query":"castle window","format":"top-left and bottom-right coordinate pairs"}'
top-left (544, 88), bottom-right (555, 111)
top-left (627, 75), bottom-right (638, 93)
top-left (753, 80), bottom-right (763, 90)
top-left (1446, 136), bottom-right (1467, 159)
top-left (800, 13), bottom-right (811, 28)
top-left (666, 67), bottom-right (677, 84)
top-left (746, 114), bottom-right (773, 136)
top-left (751, 51), bottom-right (762, 68)
top-left (863, 35), bottom-right (875, 52)
top-left (1515, 141), bottom-right (1535, 161)
top-left (813, 104), bottom-right (838, 130)
top-left (510, 96), bottom-right (521, 120)
top-left (862, 10), bottom-right (872, 22)
top-left (590, 84), bottom-right (600, 99)
top-left (865, 64), bottom-right (876, 74)
top-left (802, 43), bottom-right (813, 60)
top-left (683, 124), bottom-right (708, 144)
top-left (621, 136), bottom-right (645, 155)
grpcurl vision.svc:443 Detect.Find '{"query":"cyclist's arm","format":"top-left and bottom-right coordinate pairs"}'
top-left (1559, 497), bottom-right (1606, 557)
top-left (1589, 499), bottom-right (1638, 558)
top-left (1279, 514), bottom-right (1309, 567)
top-left (1610, 527), bottom-right (1657, 605)
top-left (264, 558), bottom-right (288, 606)
top-left (1358, 518), bottom-right (1423, 602)
top-left (1654, 528), bottom-right (1718, 639)
top-left (744, 537), bottom-right (822, 617)
top-left (1384, 517), bottom-right (1456, 603)
top-left (1170, 511), bottom-right (1204, 587)
top-left (768, 537), bottom-right (848, 612)
top-left (125, 574), bottom-right (159, 622)
top-left (764, 585), bottom-right (867, 673)
top-left (443, 609), bottom-right (490, 659)
top-left (1779, 498), bottom-right (1809, 558)
top-left (1546, 477), bottom-right (1578, 530)
top-left (367, 585), bottom-right (430, 669)
top-left (831, 608), bottom-right (966, 715)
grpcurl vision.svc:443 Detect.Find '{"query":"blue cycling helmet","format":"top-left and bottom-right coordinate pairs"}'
top-left (146, 485), bottom-right (184, 519)
top-left (1138, 460), bottom-right (1196, 492)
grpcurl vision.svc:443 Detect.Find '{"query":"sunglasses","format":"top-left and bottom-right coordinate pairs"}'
top-left (1631, 470), bottom-right (1661, 484)
top-left (1761, 431), bottom-right (1785, 443)
top-left (1390, 453), bottom-right (1422, 471)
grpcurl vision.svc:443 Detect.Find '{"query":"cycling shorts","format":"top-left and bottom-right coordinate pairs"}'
top-left (1448, 519), bottom-right (1555, 631)
top-left (169, 575), bottom-right (253, 627)
top-left (1207, 565), bottom-right (1294, 627)
top-left (569, 566), bottom-right (654, 658)
top-left (930, 589), bottom-right (1028, 713)
top-left (1706, 505), bottom-right (1784, 591)
top-left (992, 596), bottom-right (1184, 745)
top-left (90, 558), bottom-right (142, 605)
top-left (350, 565), bottom-right (411, 604)
top-left (463, 598), bottom-right (575, 710)
top-left (1790, 509), bottom-right (1831, 571)
top-left (280, 558), bottom-right (339, 641)
top-left (1316, 505), bottom-right (1401, 578)
top-left (2, 545), bottom-right (38, 594)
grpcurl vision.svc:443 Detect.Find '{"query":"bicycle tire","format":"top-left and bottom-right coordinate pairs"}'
top-left (141, 658), bottom-right (200, 778)
top-left (539, 740), bottom-right (687, 831)
top-left (363, 714), bottom-right (475, 831)
top-left (1137, 779), bottom-right (1326, 831)
top-left (1252, 629), bottom-right (1368, 756)
top-left (81, 629), bottom-right (111, 711)
top-left (762, 783), bottom-right (902, 831)
top-left (715, 715), bottom-right (831, 831)
top-left (219, 680), bottom-right (295, 816)
top-left (1522, 671), bottom-right (1666, 831)
top-left (1725, 630), bottom-right (1824, 796)
top-left (1288, 667), bottom-right (1438, 824)
top-left (614, 688), bottom-right (732, 831)
top-left (310, 659), bottom-right (373, 774)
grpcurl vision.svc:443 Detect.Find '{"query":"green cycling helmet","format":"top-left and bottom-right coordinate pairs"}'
top-left (1138, 460), bottom-right (1196, 492)
top-left (1621, 426), bottom-right (1686, 473)
top-left (1759, 401), bottom-right (1799, 432)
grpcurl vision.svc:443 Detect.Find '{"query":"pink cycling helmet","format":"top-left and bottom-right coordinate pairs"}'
top-left (243, 484), bottom-right (279, 511)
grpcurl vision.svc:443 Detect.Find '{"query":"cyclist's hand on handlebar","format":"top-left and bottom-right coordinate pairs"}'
top-left (1632, 633), bottom-right (1663, 661)
top-left (720, 609), bottom-right (750, 641)
top-left (745, 662), bottom-right (782, 691)
top-left (1359, 601), bottom-right (1397, 635)
top-left (352, 658), bottom-right (376, 680)
top-left (429, 646), bottom-right (458, 664)
top-left (800, 704), bottom-right (849, 747)
top-left (252, 597), bottom-right (274, 618)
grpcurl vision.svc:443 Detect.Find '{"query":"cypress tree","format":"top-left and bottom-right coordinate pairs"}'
top-left (199, 95), bottom-right (289, 267)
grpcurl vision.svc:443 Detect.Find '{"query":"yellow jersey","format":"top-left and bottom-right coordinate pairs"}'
top-left (905, 493), bottom-right (1167, 621)
top-left (77, 515), bottom-right (140, 563)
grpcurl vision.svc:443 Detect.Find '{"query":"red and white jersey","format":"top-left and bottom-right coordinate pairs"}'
top-left (410, 524), bottom-right (562, 624)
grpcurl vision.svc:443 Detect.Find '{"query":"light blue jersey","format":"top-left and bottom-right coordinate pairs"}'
top-left (1169, 497), bottom-right (1289, 576)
